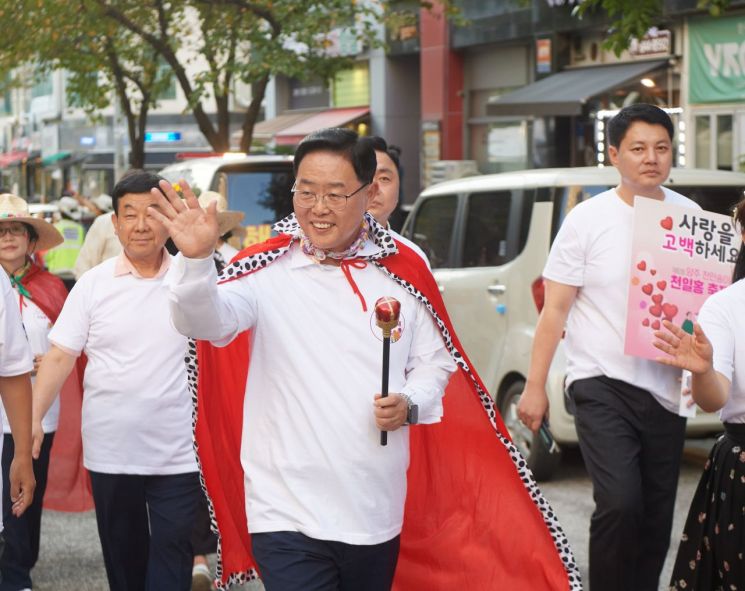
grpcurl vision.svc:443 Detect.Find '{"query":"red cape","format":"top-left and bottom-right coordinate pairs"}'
top-left (21, 264), bottom-right (93, 512)
top-left (193, 235), bottom-right (580, 590)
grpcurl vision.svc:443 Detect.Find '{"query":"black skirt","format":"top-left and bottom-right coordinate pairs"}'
top-left (669, 423), bottom-right (745, 590)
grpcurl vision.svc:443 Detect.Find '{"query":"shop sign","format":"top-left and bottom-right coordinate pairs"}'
top-left (689, 15), bottom-right (745, 103)
top-left (629, 28), bottom-right (671, 57)
top-left (144, 131), bottom-right (182, 143)
top-left (536, 38), bottom-right (552, 74)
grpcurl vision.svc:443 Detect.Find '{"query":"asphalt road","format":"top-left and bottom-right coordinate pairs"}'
top-left (26, 440), bottom-right (712, 590)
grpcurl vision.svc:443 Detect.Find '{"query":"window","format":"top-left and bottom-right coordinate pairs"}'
top-left (156, 60), bottom-right (177, 101)
top-left (694, 112), bottom-right (737, 171)
top-left (462, 192), bottom-right (512, 267)
top-left (409, 195), bottom-right (458, 269)
top-left (332, 62), bottom-right (369, 108)
top-left (31, 74), bottom-right (53, 99)
top-left (461, 190), bottom-right (535, 268)
top-left (695, 115), bottom-right (711, 168)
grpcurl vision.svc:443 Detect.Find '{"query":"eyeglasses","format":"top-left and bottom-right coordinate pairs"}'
top-left (0, 224), bottom-right (28, 237)
top-left (291, 182), bottom-right (369, 212)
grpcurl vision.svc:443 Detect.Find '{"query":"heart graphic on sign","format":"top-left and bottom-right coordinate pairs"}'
top-left (650, 305), bottom-right (663, 318)
top-left (652, 319), bottom-right (661, 330)
top-left (660, 217), bottom-right (673, 230)
top-left (652, 294), bottom-right (663, 304)
top-left (642, 318), bottom-right (650, 327)
top-left (637, 260), bottom-right (647, 271)
top-left (657, 280), bottom-right (667, 291)
top-left (651, 269), bottom-right (657, 276)
top-left (642, 283), bottom-right (653, 295)
top-left (662, 303), bottom-right (678, 321)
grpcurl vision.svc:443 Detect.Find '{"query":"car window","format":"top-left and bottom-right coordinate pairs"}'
top-left (410, 195), bottom-right (458, 269)
top-left (462, 191), bottom-right (512, 268)
top-left (218, 170), bottom-right (295, 226)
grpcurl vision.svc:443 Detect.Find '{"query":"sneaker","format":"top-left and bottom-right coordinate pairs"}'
top-left (192, 563), bottom-right (213, 591)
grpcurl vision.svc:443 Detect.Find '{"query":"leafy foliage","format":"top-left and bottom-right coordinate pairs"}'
top-left (575, 0), bottom-right (733, 55)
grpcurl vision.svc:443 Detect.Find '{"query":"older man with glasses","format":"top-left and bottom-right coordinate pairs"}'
top-left (154, 128), bottom-right (580, 591)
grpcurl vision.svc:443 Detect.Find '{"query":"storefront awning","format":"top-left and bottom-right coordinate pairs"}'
top-left (247, 110), bottom-right (323, 142)
top-left (41, 151), bottom-right (71, 167)
top-left (275, 107), bottom-right (370, 146)
top-left (487, 60), bottom-right (669, 117)
top-left (0, 151), bottom-right (28, 168)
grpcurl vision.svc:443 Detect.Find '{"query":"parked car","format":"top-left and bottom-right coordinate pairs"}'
top-left (159, 154), bottom-right (294, 246)
top-left (401, 166), bottom-right (745, 480)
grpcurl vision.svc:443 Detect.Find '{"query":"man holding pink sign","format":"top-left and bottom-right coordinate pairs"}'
top-left (518, 104), bottom-right (699, 591)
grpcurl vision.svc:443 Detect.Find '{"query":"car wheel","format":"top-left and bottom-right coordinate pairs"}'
top-left (499, 381), bottom-right (561, 482)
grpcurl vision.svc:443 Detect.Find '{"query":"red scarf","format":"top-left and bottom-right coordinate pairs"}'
top-left (194, 236), bottom-right (579, 590)
top-left (19, 263), bottom-right (92, 512)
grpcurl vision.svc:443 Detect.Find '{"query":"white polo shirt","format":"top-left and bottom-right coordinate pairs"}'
top-left (1, 295), bottom-right (60, 434)
top-left (168, 241), bottom-right (455, 545)
top-left (543, 188), bottom-right (699, 413)
top-left (0, 272), bottom-right (34, 533)
top-left (698, 278), bottom-right (745, 424)
top-left (49, 254), bottom-right (197, 475)
top-left (0, 273), bottom-right (34, 381)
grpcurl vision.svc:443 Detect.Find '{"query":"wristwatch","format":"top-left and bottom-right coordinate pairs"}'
top-left (402, 394), bottom-right (419, 425)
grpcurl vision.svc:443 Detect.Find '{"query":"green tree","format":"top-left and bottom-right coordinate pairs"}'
top-left (92, 0), bottom-right (452, 153)
top-left (0, 1), bottom-right (174, 169)
top-left (575, 0), bottom-right (733, 54)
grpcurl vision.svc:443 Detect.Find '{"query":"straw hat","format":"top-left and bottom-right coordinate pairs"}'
top-left (0, 194), bottom-right (64, 251)
top-left (197, 191), bottom-right (244, 235)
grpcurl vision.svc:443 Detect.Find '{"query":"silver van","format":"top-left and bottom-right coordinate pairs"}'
top-left (401, 166), bottom-right (745, 480)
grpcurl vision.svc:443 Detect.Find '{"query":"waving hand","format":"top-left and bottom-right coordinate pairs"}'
top-left (149, 180), bottom-right (219, 259)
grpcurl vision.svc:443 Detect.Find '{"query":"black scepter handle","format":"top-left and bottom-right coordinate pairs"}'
top-left (374, 296), bottom-right (401, 448)
top-left (380, 332), bottom-right (391, 446)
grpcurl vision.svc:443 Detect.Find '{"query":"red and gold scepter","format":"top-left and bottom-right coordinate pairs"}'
top-left (375, 296), bottom-right (401, 446)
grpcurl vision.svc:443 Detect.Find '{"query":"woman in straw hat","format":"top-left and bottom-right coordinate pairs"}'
top-left (0, 193), bottom-right (89, 590)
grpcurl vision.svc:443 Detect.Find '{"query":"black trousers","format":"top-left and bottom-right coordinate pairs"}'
top-left (0, 432), bottom-right (54, 591)
top-left (570, 376), bottom-right (686, 591)
top-left (251, 531), bottom-right (400, 591)
top-left (89, 471), bottom-right (201, 591)
top-left (190, 492), bottom-right (217, 556)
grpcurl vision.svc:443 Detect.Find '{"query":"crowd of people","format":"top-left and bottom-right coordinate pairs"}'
top-left (0, 105), bottom-right (739, 591)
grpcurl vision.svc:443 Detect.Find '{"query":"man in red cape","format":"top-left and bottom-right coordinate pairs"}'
top-left (156, 129), bottom-right (581, 591)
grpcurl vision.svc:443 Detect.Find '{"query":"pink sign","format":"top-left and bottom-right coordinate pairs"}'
top-left (624, 197), bottom-right (738, 360)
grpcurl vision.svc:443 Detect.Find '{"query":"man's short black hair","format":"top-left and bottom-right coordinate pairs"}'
top-left (368, 136), bottom-right (402, 173)
top-left (112, 169), bottom-right (165, 214)
top-left (293, 128), bottom-right (376, 185)
top-left (608, 104), bottom-right (674, 148)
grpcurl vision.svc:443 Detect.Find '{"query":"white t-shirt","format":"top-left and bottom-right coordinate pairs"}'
top-left (0, 273), bottom-right (34, 380)
top-left (0, 272), bottom-right (34, 533)
top-left (698, 278), bottom-right (745, 423)
top-left (543, 187), bottom-right (700, 413)
top-left (49, 256), bottom-right (197, 475)
top-left (1, 295), bottom-right (60, 433)
top-left (169, 242), bottom-right (455, 545)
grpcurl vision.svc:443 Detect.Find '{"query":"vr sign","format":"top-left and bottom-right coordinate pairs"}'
top-left (144, 131), bottom-right (182, 143)
top-left (689, 15), bottom-right (745, 103)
